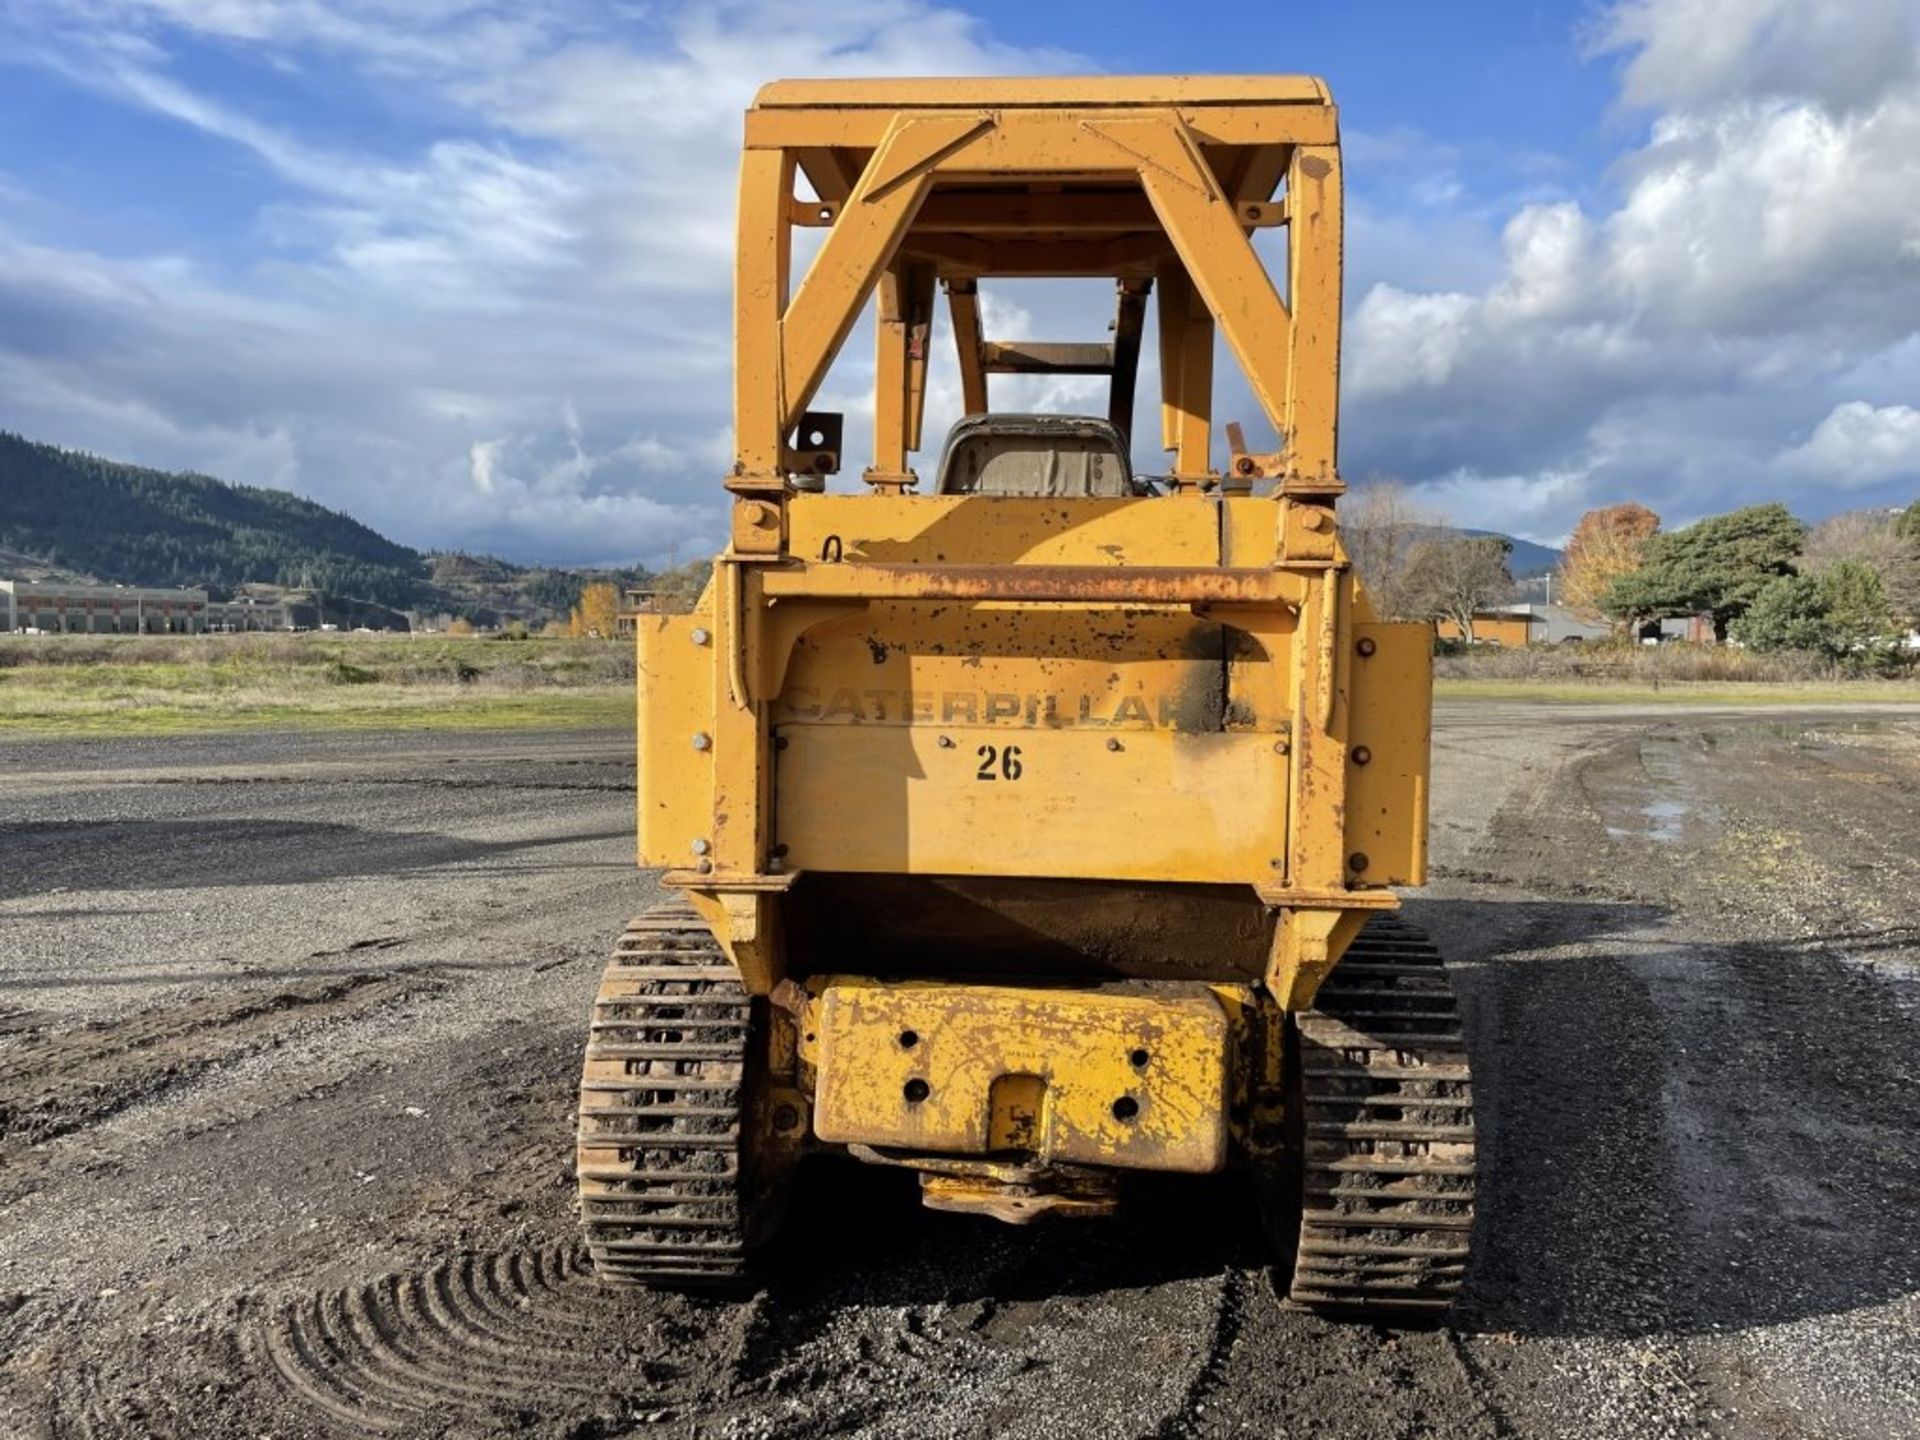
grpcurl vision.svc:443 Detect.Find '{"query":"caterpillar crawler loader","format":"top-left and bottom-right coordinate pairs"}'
top-left (577, 76), bottom-right (1475, 1319)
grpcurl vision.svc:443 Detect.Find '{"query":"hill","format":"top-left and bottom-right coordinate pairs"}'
top-left (0, 432), bottom-right (656, 626)
top-left (0, 430), bottom-right (427, 607)
top-left (1459, 529), bottom-right (1562, 578)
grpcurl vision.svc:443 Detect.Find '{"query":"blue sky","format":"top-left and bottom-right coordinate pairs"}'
top-left (1, 0), bottom-right (1917, 566)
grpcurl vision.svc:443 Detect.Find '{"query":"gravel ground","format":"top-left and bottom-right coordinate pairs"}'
top-left (0, 704), bottom-right (1916, 1439)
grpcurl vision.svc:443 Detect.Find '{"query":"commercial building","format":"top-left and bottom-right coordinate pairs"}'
top-left (1436, 603), bottom-right (1614, 647)
top-left (1, 580), bottom-right (290, 634)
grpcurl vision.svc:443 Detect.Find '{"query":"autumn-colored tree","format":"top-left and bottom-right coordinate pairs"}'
top-left (1559, 503), bottom-right (1660, 625)
top-left (569, 581), bottom-right (623, 638)
top-left (445, 616), bottom-right (476, 637)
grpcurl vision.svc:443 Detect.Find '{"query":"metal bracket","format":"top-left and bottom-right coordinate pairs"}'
top-left (1224, 420), bottom-right (1286, 490)
top-left (786, 410), bottom-right (842, 483)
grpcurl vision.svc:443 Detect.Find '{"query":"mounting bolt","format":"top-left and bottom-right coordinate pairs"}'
top-left (1106, 737), bottom-right (1123, 751)
top-left (691, 732), bottom-right (712, 751)
top-left (690, 838), bottom-right (711, 855)
top-left (1351, 745), bottom-right (1372, 766)
top-left (1348, 852), bottom-right (1370, 873)
top-left (1356, 637), bottom-right (1377, 658)
top-left (1273, 739), bottom-right (1291, 756)
top-left (773, 1103), bottom-right (801, 1133)
top-left (745, 501), bottom-right (778, 529)
top-left (937, 735), bottom-right (954, 748)
top-left (695, 858), bottom-right (714, 874)
top-left (1302, 510), bottom-right (1327, 532)
top-left (690, 627), bottom-right (710, 646)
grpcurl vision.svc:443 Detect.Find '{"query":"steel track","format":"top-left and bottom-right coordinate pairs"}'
top-left (576, 904), bottom-right (757, 1288)
top-left (1286, 915), bottom-right (1476, 1319)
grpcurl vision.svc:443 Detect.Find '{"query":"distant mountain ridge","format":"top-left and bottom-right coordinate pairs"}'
top-left (0, 430), bottom-right (1565, 620)
top-left (0, 431), bottom-right (641, 626)
top-left (0, 430), bottom-right (426, 605)
top-left (1458, 528), bottom-right (1562, 579)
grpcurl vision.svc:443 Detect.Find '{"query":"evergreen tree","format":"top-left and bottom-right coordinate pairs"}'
top-left (1604, 502), bottom-right (1803, 641)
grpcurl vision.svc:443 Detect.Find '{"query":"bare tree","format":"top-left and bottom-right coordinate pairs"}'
top-left (1405, 535), bottom-right (1515, 642)
top-left (1803, 509), bottom-right (1920, 624)
top-left (1341, 479), bottom-right (1446, 620)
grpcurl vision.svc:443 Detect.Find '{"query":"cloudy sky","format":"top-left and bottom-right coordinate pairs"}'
top-left (1, 0), bottom-right (1917, 567)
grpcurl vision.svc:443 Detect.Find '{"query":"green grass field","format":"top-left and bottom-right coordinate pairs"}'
top-left (1434, 678), bottom-right (1920, 705)
top-left (0, 633), bottom-right (633, 736)
top-left (5, 632), bottom-right (1915, 738)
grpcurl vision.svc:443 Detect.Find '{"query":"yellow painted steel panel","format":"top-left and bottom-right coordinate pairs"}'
top-left (754, 76), bottom-right (1330, 109)
top-left (775, 725), bottom-right (1287, 881)
top-left (779, 603), bottom-right (1238, 734)
top-left (636, 613), bottom-right (717, 869)
top-left (1345, 621), bottom-right (1430, 887)
top-left (811, 980), bottom-right (1234, 1173)
top-left (786, 492), bottom-right (1219, 567)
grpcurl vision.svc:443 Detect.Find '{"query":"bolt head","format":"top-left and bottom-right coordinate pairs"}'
top-left (1348, 852), bottom-right (1370, 873)
top-left (691, 838), bottom-right (711, 855)
top-left (1351, 745), bottom-right (1372, 766)
top-left (691, 732), bottom-right (712, 751)
top-left (1356, 637), bottom-right (1377, 657)
top-left (690, 627), bottom-right (711, 646)
top-left (1106, 737), bottom-right (1122, 751)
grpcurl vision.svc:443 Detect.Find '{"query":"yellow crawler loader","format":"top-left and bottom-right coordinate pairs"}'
top-left (576, 76), bottom-right (1474, 1319)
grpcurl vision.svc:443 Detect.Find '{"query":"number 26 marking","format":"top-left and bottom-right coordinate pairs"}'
top-left (975, 744), bottom-right (1024, 781)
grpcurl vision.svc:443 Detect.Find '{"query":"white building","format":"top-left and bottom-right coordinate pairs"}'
top-left (1, 580), bottom-right (289, 634)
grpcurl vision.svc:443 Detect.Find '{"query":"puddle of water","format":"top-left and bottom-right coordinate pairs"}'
top-left (1590, 730), bottom-right (1719, 849)
top-left (1634, 738), bottom-right (1696, 845)
top-left (1643, 798), bottom-right (1687, 845)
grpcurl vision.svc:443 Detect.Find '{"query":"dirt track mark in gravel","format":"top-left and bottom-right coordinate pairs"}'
top-left (258, 1243), bottom-right (749, 1434)
top-left (0, 970), bottom-right (442, 1174)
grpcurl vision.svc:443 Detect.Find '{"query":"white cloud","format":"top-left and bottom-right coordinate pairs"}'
top-left (1348, 286), bottom-right (1474, 394)
top-left (1345, 0), bottom-right (1920, 541)
top-left (0, 0), bottom-right (1083, 564)
top-left (468, 438), bottom-right (500, 494)
top-left (1596, 0), bottom-right (1918, 112)
top-left (1780, 401), bottom-right (1920, 486)
top-left (1488, 203), bottom-right (1594, 322)
top-left (3, 0), bottom-right (1917, 564)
